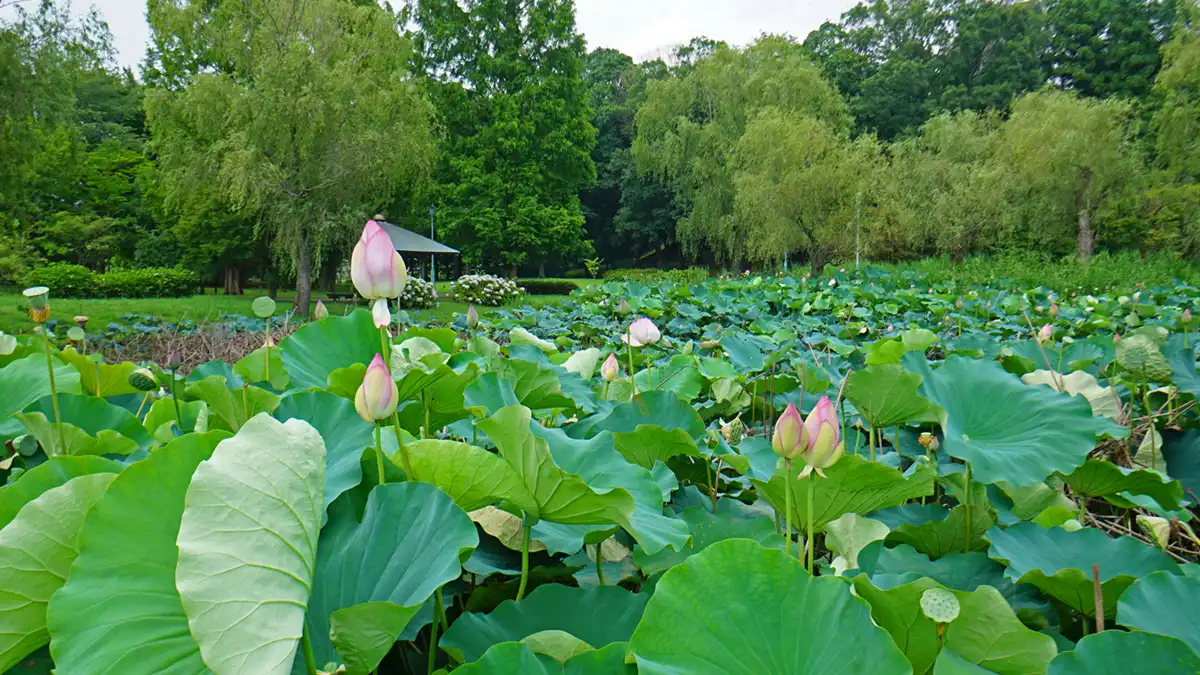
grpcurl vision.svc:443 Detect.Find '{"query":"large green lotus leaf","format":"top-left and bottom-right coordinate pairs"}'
top-left (824, 513), bottom-right (891, 573)
top-left (451, 641), bottom-right (635, 675)
top-left (441, 584), bottom-right (647, 664)
top-left (611, 424), bottom-right (704, 469)
top-left (885, 505), bottom-right (996, 559)
top-left (399, 326), bottom-right (458, 353)
top-left (0, 473), bottom-right (116, 672)
top-left (234, 345), bottom-right (289, 390)
top-left (1005, 340), bottom-right (1103, 375)
top-left (176, 415), bottom-right (325, 675)
top-left (986, 523), bottom-right (1179, 617)
top-left (280, 309), bottom-right (379, 390)
top-left (845, 364), bottom-right (939, 428)
top-left (561, 348), bottom-right (602, 379)
top-left (1047, 631), bottom-right (1200, 675)
top-left (576, 390), bottom-right (705, 440)
top-left (19, 392), bottom-right (152, 455)
top-left (1165, 335), bottom-right (1200, 400)
top-left (182, 376), bottom-right (280, 433)
top-left (403, 439), bottom-right (537, 514)
top-left (632, 503), bottom-right (785, 576)
top-left (307, 482), bottom-right (478, 668)
top-left (912, 355), bottom-right (1106, 486)
top-left (396, 363), bottom-right (480, 435)
top-left (1021, 370), bottom-right (1122, 421)
top-left (859, 543), bottom-right (1044, 610)
top-left (143, 397), bottom-right (208, 443)
top-left (329, 601), bottom-right (423, 675)
top-left (633, 354), bottom-right (704, 402)
top-left (0, 455), bottom-right (121, 529)
top-left (1117, 570), bottom-right (1200, 654)
top-left (1160, 429), bottom-right (1200, 497)
top-left (187, 361), bottom-right (242, 386)
top-left (853, 576), bottom-right (1056, 675)
top-left (934, 649), bottom-right (996, 675)
top-left (325, 363), bottom-right (366, 399)
top-left (477, 406), bottom-right (635, 529)
top-left (464, 372), bottom-right (523, 417)
top-left (57, 347), bottom-right (140, 397)
top-left (274, 392), bottom-right (372, 522)
top-left (1063, 459), bottom-right (1185, 511)
top-left (719, 333), bottom-right (766, 372)
top-left (628, 539), bottom-right (911, 675)
top-left (46, 432), bottom-right (228, 675)
top-left (752, 454), bottom-right (935, 534)
top-left (0, 353), bottom-right (81, 440)
top-left (531, 423), bottom-right (689, 555)
top-left (491, 358), bottom-right (577, 411)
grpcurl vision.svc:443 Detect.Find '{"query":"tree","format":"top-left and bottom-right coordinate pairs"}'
top-left (995, 90), bottom-right (1142, 261)
top-left (145, 0), bottom-right (435, 314)
top-left (413, 0), bottom-right (597, 276)
top-left (633, 36), bottom-right (850, 268)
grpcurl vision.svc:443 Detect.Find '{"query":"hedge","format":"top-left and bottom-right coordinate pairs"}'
top-left (25, 263), bottom-right (200, 298)
top-left (603, 267), bottom-right (709, 285)
top-left (518, 279), bottom-right (580, 295)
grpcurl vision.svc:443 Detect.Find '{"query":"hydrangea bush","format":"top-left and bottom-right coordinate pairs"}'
top-left (449, 274), bottom-right (522, 306)
top-left (396, 277), bottom-right (437, 309)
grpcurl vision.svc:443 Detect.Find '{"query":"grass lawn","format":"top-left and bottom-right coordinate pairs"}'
top-left (0, 279), bottom-right (598, 334)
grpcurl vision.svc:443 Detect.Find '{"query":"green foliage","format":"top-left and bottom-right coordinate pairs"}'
top-left (23, 263), bottom-right (94, 298)
top-left (23, 263), bottom-right (198, 298)
top-left (602, 268), bottom-right (709, 284)
top-left (520, 280), bottom-right (581, 296)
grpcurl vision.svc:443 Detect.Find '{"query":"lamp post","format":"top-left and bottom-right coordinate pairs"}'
top-left (429, 203), bottom-right (437, 285)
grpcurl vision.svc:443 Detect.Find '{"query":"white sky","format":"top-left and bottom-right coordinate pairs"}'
top-left (3, 0), bottom-right (859, 72)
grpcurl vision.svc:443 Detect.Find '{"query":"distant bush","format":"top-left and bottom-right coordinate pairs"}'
top-left (519, 279), bottom-right (580, 295)
top-left (93, 267), bottom-right (200, 298)
top-left (398, 277), bottom-right (437, 309)
top-left (604, 267), bottom-right (709, 285)
top-left (25, 263), bottom-right (95, 297)
top-left (563, 268), bottom-right (589, 279)
top-left (450, 274), bottom-right (522, 306)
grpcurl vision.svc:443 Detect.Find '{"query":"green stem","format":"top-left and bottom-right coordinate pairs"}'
top-left (869, 427), bottom-right (876, 462)
top-left (264, 316), bottom-right (271, 383)
top-left (602, 380), bottom-right (609, 401)
top-left (375, 423), bottom-right (387, 486)
top-left (594, 544), bottom-right (606, 585)
top-left (710, 459), bottom-right (722, 514)
top-left (41, 330), bottom-right (64, 456)
top-left (300, 623), bottom-right (319, 675)
top-left (426, 595), bottom-right (440, 675)
top-left (169, 368), bottom-right (183, 433)
top-left (963, 463), bottom-right (972, 553)
top-left (435, 587), bottom-right (449, 632)
top-left (134, 391), bottom-right (150, 419)
top-left (517, 515), bottom-right (532, 601)
top-left (379, 323), bottom-right (390, 364)
top-left (390, 410), bottom-right (414, 477)
top-left (423, 390), bottom-right (432, 439)
top-left (1143, 389), bottom-right (1158, 471)
top-left (806, 474), bottom-right (815, 574)
top-left (893, 426), bottom-right (901, 454)
top-left (784, 459), bottom-right (793, 558)
top-left (627, 339), bottom-right (637, 397)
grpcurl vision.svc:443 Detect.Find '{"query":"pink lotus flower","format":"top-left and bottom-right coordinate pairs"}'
top-left (622, 317), bottom-right (661, 347)
top-left (354, 353), bottom-right (399, 422)
top-left (314, 300), bottom-right (329, 321)
top-left (351, 220), bottom-right (407, 300)
top-left (372, 298), bottom-right (391, 329)
top-left (799, 396), bottom-right (844, 478)
top-left (772, 403), bottom-right (808, 459)
top-left (601, 353), bottom-right (620, 382)
top-left (1037, 324), bottom-right (1053, 343)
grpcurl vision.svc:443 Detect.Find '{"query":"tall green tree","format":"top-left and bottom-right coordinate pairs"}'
top-left (413, 0), bottom-right (597, 276)
top-left (633, 36), bottom-right (850, 268)
top-left (145, 0), bottom-right (435, 314)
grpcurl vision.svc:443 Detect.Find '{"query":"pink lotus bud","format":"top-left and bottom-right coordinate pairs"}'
top-left (800, 396), bottom-right (844, 478)
top-left (371, 298), bottom-right (391, 329)
top-left (314, 300), bottom-right (329, 321)
top-left (350, 220), bottom-right (408, 300)
top-left (1049, 302), bottom-right (1059, 318)
top-left (1114, 333), bottom-right (1121, 344)
top-left (467, 305), bottom-right (480, 329)
top-left (601, 353), bottom-right (619, 382)
top-left (617, 298), bottom-right (630, 315)
top-left (355, 353), bottom-right (399, 422)
top-left (772, 403), bottom-right (808, 459)
top-left (1037, 324), bottom-right (1053, 342)
top-left (622, 317), bottom-right (661, 347)
top-left (955, 298), bottom-right (963, 309)
top-left (1184, 309), bottom-right (1193, 325)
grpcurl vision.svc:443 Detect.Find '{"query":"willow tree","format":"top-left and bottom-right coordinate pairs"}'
top-left (145, 0), bottom-right (435, 314)
top-left (632, 36), bottom-right (850, 269)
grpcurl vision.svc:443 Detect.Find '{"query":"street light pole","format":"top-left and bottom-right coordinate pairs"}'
top-left (429, 203), bottom-right (436, 286)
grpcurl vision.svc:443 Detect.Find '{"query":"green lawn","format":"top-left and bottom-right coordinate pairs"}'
top-left (0, 279), bottom-right (598, 334)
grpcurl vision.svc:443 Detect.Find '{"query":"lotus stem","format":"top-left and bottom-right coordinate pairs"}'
top-left (426, 597), bottom-right (440, 675)
top-left (963, 463), bottom-right (972, 553)
top-left (300, 623), bottom-right (319, 675)
top-left (869, 427), bottom-right (876, 462)
top-left (806, 475), bottom-right (815, 574)
top-left (423, 390), bottom-right (432, 439)
top-left (264, 316), bottom-right (271, 383)
top-left (41, 329), bottom-right (65, 456)
top-left (594, 544), bottom-right (606, 585)
top-left (894, 426), bottom-right (901, 454)
top-left (1143, 389), bottom-right (1158, 471)
top-left (391, 410), bottom-right (414, 477)
top-left (134, 391), bottom-right (150, 419)
top-left (374, 423), bottom-right (387, 486)
top-left (627, 339), bottom-right (637, 397)
top-left (1092, 563), bottom-right (1105, 633)
top-left (436, 587), bottom-right (449, 632)
top-left (379, 324), bottom-right (390, 363)
top-left (517, 515), bottom-right (532, 601)
top-left (169, 368), bottom-right (183, 433)
top-left (784, 459), bottom-right (794, 558)
top-left (710, 459), bottom-right (722, 514)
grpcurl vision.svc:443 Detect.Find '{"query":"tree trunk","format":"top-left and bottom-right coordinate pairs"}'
top-left (222, 266), bottom-right (242, 295)
top-left (294, 234), bottom-right (312, 317)
top-left (810, 249), bottom-right (831, 277)
top-left (507, 264), bottom-right (518, 278)
top-left (1077, 208), bottom-right (1096, 263)
top-left (538, 261), bottom-right (546, 278)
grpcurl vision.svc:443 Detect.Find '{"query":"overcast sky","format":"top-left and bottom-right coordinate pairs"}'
top-left (5, 0), bottom-right (859, 72)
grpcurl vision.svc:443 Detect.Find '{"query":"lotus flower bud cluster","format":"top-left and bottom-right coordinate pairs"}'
top-left (351, 220), bottom-right (408, 328)
top-left (355, 353), bottom-right (399, 422)
top-left (623, 317), bottom-right (661, 347)
top-left (772, 397), bottom-right (845, 478)
top-left (601, 353), bottom-right (619, 382)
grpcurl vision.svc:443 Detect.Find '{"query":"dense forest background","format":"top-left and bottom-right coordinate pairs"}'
top-left (4, 0), bottom-right (1200, 308)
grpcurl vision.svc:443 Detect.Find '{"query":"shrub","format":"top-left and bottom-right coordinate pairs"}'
top-left (450, 274), bottom-right (523, 306)
top-left (94, 267), bottom-right (200, 298)
top-left (518, 279), bottom-right (580, 295)
top-left (25, 263), bottom-right (96, 297)
top-left (604, 267), bottom-right (709, 285)
top-left (563, 268), bottom-right (589, 279)
top-left (398, 277), bottom-right (437, 309)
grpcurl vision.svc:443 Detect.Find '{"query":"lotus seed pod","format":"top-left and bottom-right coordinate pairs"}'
top-left (73, 315), bottom-right (88, 328)
top-left (917, 432), bottom-right (939, 452)
top-left (128, 367), bottom-right (159, 392)
top-left (721, 417), bottom-right (746, 445)
top-left (251, 296), bottom-right (276, 318)
top-left (1116, 334), bottom-right (1172, 383)
top-left (920, 588), bottom-right (960, 623)
top-left (1136, 515), bottom-right (1171, 550)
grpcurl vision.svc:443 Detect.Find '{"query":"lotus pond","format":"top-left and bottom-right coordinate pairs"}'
top-left (2, 269), bottom-right (1200, 675)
